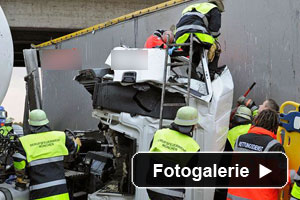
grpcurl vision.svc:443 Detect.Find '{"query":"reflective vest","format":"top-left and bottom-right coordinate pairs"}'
top-left (148, 128), bottom-right (199, 199)
top-left (291, 183), bottom-right (300, 200)
top-left (150, 128), bottom-right (200, 152)
top-left (234, 128), bottom-right (280, 152)
top-left (227, 124), bottom-right (252, 149)
top-left (227, 127), bottom-right (281, 200)
top-left (175, 3), bottom-right (217, 47)
top-left (252, 109), bottom-right (259, 117)
top-left (0, 125), bottom-right (12, 136)
top-left (16, 131), bottom-right (70, 200)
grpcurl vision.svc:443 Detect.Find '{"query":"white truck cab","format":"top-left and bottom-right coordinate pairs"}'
top-left (86, 47), bottom-right (234, 200)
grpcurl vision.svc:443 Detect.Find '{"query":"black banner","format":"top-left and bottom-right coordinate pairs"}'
top-left (132, 152), bottom-right (287, 188)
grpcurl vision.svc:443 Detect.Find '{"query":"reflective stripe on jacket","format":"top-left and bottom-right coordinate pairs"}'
top-left (227, 188), bottom-right (279, 200)
top-left (13, 131), bottom-right (76, 200)
top-left (175, 2), bottom-right (218, 47)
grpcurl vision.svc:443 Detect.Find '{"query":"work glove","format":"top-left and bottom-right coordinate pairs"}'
top-left (15, 177), bottom-right (27, 191)
top-left (208, 43), bottom-right (217, 62)
top-left (168, 47), bottom-right (177, 55)
top-left (73, 137), bottom-right (82, 147)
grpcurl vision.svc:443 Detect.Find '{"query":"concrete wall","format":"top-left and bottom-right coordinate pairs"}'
top-left (38, 0), bottom-right (300, 131)
top-left (0, 0), bottom-right (167, 28)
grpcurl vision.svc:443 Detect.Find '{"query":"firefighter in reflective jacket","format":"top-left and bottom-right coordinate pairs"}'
top-left (13, 109), bottom-right (81, 200)
top-left (147, 106), bottom-right (200, 200)
top-left (227, 109), bottom-right (293, 200)
top-left (175, 0), bottom-right (224, 79)
top-left (224, 106), bottom-right (252, 151)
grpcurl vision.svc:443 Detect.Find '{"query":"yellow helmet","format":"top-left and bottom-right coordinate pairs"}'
top-left (208, 0), bottom-right (224, 12)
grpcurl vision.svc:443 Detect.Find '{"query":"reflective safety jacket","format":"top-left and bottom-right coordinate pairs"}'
top-left (291, 168), bottom-right (300, 200)
top-left (150, 128), bottom-right (200, 152)
top-left (175, 2), bottom-right (221, 48)
top-left (227, 126), bottom-right (284, 200)
top-left (0, 125), bottom-right (13, 136)
top-left (148, 128), bottom-right (199, 199)
top-left (252, 109), bottom-right (259, 117)
top-left (227, 124), bottom-right (252, 150)
top-left (234, 126), bottom-right (283, 152)
top-left (291, 183), bottom-right (300, 200)
top-left (13, 131), bottom-right (79, 200)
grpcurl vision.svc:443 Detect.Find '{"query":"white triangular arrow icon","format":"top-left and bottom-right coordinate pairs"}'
top-left (259, 164), bottom-right (272, 178)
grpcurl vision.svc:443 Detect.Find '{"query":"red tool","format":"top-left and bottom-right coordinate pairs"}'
top-left (230, 82), bottom-right (256, 121)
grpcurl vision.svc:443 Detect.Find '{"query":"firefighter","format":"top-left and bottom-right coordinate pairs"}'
top-left (175, 0), bottom-right (224, 79)
top-left (225, 98), bottom-right (279, 152)
top-left (225, 105), bottom-right (252, 151)
top-left (147, 106), bottom-right (200, 200)
top-left (227, 109), bottom-right (288, 200)
top-left (0, 118), bottom-right (14, 137)
top-left (144, 29), bottom-right (174, 48)
top-left (12, 109), bottom-right (81, 200)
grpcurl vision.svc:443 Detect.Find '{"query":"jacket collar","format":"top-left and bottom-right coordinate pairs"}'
top-left (170, 122), bottom-right (193, 137)
top-left (248, 126), bottom-right (277, 139)
top-left (231, 116), bottom-right (252, 128)
top-left (29, 125), bottom-right (52, 134)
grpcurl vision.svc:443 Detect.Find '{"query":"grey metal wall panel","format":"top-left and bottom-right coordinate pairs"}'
top-left (221, 0), bottom-right (300, 105)
top-left (40, 22), bottom-right (136, 130)
top-left (40, 0), bottom-right (300, 130)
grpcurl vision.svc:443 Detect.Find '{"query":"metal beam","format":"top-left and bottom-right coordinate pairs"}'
top-left (33, 0), bottom-right (193, 48)
top-left (23, 49), bottom-right (42, 109)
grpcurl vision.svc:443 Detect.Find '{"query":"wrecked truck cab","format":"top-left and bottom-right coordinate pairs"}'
top-left (76, 47), bottom-right (234, 200)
